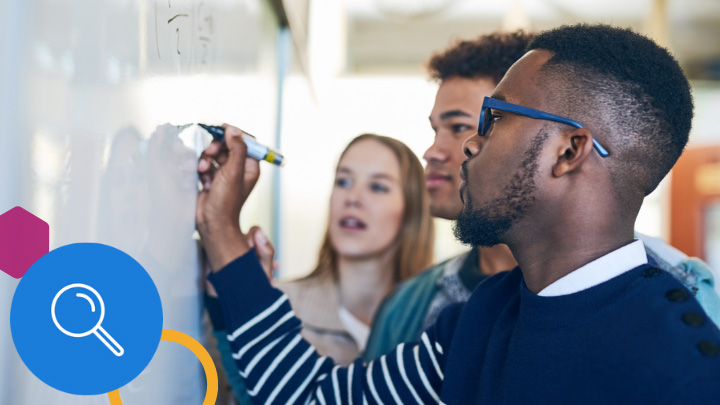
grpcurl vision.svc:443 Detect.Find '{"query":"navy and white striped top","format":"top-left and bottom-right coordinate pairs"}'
top-left (209, 251), bottom-right (451, 404)
top-left (209, 249), bottom-right (720, 404)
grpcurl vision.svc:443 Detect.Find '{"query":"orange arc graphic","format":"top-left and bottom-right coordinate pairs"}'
top-left (108, 329), bottom-right (218, 404)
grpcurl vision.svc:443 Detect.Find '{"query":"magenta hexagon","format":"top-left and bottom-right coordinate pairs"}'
top-left (0, 207), bottom-right (49, 279)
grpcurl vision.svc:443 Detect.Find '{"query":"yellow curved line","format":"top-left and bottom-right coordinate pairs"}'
top-left (107, 329), bottom-right (218, 405)
top-left (108, 389), bottom-right (122, 404)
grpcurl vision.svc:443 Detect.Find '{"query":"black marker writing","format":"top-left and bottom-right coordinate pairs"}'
top-left (168, 14), bottom-right (189, 24)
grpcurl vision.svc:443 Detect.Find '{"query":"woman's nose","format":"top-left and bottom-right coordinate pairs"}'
top-left (344, 188), bottom-right (362, 208)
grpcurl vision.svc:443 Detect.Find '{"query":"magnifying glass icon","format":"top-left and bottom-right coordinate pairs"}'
top-left (51, 283), bottom-right (124, 357)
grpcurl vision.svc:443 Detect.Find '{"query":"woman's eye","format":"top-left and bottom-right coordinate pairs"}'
top-left (371, 183), bottom-right (389, 193)
top-left (335, 178), bottom-right (352, 188)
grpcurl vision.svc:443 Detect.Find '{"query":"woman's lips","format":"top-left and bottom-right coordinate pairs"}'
top-left (339, 216), bottom-right (367, 230)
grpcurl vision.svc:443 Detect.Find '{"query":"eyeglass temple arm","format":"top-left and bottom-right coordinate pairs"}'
top-left (501, 106), bottom-right (609, 158)
top-left (485, 98), bottom-right (610, 158)
top-left (591, 138), bottom-right (609, 157)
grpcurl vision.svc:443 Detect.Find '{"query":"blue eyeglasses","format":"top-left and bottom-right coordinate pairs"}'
top-left (478, 96), bottom-right (609, 158)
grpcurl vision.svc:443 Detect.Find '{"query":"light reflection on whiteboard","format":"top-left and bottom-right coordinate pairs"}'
top-left (96, 123), bottom-right (201, 404)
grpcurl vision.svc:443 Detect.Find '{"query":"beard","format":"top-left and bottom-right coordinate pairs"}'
top-left (453, 129), bottom-right (549, 247)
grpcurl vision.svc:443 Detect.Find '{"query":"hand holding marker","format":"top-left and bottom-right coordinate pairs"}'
top-left (198, 124), bottom-right (284, 166)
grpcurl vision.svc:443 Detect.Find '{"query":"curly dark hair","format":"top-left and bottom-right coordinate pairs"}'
top-left (528, 24), bottom-right (693, 197)
top-left (427, 31), bottom-right (534, 84)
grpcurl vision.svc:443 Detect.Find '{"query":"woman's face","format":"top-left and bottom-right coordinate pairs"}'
top-left (329, 139), bottom-right (405, 260)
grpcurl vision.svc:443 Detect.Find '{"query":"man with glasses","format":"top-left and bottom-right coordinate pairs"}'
top-left (198, 24), bottom-right (720, 403)
top-left (364, 30), bottom-right (719, 362)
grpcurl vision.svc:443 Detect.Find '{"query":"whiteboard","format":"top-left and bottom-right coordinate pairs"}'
top-left (0, 0), bottom-right (281, 403)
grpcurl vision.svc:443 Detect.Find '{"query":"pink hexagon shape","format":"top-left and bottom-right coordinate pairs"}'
top-left (0, 207), bottom-right (49, 279)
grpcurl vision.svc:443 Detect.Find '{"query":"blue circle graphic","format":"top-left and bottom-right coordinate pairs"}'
top-left (10, 243), bottom-right (163, 395)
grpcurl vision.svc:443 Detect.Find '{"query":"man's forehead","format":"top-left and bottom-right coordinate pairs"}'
top-left (431, 76), bottom-right (496, 119)
top-left (493, 50), bottom-right (553, 106)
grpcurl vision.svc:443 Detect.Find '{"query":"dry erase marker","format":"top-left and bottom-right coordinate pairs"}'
top-left (198, 124), bottom-right (285, 166)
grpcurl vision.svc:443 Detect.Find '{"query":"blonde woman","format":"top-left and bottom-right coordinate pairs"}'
top-left (205, 133), bottom-right (434, 403)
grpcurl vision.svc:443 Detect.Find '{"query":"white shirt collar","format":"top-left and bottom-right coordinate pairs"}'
top-left (537, 239), bottom-right (648, 297)
top-left (337, 306), bottom-right (370, 352)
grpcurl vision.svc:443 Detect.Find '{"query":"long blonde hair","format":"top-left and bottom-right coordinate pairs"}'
top-left (306, 134), bottom-right (434, 284)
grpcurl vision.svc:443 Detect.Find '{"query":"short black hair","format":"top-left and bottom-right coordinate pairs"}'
top-left (427, 31), bottom-right (534, 84)
top-left (527, 24), bottom-right (693, 196)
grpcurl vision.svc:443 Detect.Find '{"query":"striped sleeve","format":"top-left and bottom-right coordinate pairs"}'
top-left (209, 251), bottom-right (448, 404)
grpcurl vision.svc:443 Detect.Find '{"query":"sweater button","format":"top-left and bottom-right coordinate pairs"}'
top-left (666, 289), bottom-right (688, 302)
top-left (698, 341), bottom-right (719, 357)
top-left (642, 268), bottom-right (661, 277)
top-left (683, 312), bottom-right (705, 327)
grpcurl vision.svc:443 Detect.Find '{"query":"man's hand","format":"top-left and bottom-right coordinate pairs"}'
top-left (196, 124), bottom-right (260, 271)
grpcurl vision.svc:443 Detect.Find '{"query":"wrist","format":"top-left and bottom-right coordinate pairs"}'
top-left (202, 227), bottom-right (251, 272)
top-left (198, 216), bottom-right (240, 236)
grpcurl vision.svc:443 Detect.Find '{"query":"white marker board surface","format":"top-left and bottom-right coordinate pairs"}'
top-left (0, 0), bottom-right (281, 403)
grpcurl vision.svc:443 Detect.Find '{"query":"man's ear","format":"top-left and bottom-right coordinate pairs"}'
top-left (552, 128), bottom-right (595, 177)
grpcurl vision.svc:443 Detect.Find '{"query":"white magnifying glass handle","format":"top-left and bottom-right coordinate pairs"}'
top-left (93, 326), bottom-right (124, 357)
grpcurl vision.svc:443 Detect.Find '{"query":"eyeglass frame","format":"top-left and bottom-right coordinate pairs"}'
top-left (478, 96), bottom-right (609, 158)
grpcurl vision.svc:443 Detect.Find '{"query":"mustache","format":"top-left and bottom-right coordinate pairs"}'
top-left (461, 161), bottom-right (469, 181)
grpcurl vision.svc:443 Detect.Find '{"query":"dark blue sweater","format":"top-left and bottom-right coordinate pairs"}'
top-left (210, 251), bottom-right (720, 404)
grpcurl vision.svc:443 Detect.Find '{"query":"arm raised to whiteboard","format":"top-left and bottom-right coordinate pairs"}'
top-left (195, 124), bottom-right (448, 404)
top-left (196, 124), bottom-right (257, 271)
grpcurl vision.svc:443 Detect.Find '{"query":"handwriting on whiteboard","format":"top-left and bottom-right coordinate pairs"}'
top-left (154, 0), bottom-right (214, 69)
